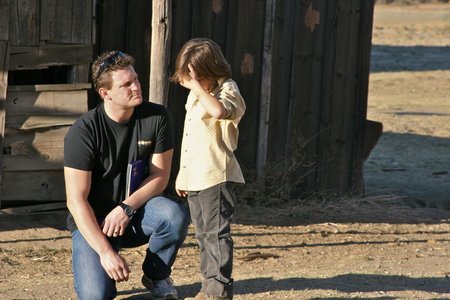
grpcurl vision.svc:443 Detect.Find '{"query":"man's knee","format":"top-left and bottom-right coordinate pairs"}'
top-left (156, 198), bottom-right (189, 232)
top-left (163, 207), bottom-right (189, 241)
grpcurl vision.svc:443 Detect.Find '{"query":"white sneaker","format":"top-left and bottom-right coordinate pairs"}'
top-left (142, 275), bottom-right (178, 300)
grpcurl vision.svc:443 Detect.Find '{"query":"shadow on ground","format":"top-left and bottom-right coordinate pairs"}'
top-left (118, 273), bottom-right (450, 299)
top-left (371, 45), bottom-right (450, 72)
top-left (364, 131), bottom-right (450, 211)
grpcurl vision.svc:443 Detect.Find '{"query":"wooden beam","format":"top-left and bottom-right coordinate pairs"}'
top-left (351, 0), bottom-right (376, 193)
top-left (8, 83), bottom-right (91, 92)
top-left (6, 115), bottom-right (79, 130)
top-left (40, 0), bottom-right (92, 44)
top-left (2, 170), bottom-right (65, 201)
top-left (0, 0), bottom-right (10, 41)
top-left (0, 40), bottom-right (9, 208)
top-left (257, 0), bottom-right (276, 176)
top-left (149, 0), bottom-right (172, 106)
top-left (3, 126), bottom-right (68, 171)
top-left (0, 202), bottom-right (66, 215)
top-left (8, 0), bottom-right (39, 46)
top-left (6, 89), bottom-right (88, 116)
top-left (9, 45), bottom-right (92, 70)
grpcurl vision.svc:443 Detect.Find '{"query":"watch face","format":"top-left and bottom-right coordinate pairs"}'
top-left (125, 207), bottom-right (133, 215)
top-left (121, 203), bottom-right (135, 217)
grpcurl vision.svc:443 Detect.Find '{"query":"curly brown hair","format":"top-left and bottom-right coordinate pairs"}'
top-left (91, 51), bottom-right (135, 92)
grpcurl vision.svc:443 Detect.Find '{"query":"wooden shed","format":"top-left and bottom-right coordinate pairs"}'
top-left (0, 0), bottom-right (379, 209)
top-left (95, 0), bottom-right (378, 197)
top-left (0, 0), bottom-right (93, 209)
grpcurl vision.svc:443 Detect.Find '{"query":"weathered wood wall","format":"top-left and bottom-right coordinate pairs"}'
top-left (0, 0), bottom-right (93, 208)
top-left (96, 0), bottom-right (375, 197)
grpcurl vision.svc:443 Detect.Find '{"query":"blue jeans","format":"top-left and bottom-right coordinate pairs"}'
top-left (71, 196), bottom-right (189, 300)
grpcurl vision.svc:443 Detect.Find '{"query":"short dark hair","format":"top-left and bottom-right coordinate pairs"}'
top-left (91, 51), bottom-right (135, 91)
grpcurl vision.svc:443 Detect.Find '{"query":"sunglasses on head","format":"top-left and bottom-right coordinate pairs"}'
top-left (98, 51), bottom-right (126, 76)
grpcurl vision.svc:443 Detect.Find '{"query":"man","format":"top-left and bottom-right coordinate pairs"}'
top-left (64, 50), bottom-right (189, 300)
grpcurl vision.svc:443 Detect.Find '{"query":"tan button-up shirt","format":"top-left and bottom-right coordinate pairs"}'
top-left (175, 78), bottom-right (246, 191)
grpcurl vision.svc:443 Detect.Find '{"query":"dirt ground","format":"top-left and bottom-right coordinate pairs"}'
top-left (1, 3), bottom-right (450, 300)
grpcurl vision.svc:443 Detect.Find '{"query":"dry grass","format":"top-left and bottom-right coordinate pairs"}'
top-left (236, 192), bottom-right (450, 226)
top-left (238, 136), bottom-right (317, 207)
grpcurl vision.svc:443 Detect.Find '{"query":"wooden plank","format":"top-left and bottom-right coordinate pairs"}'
top-left (67, 64), bottom-right (90, 84)
top-left (167, 0), bottom-right (193, 175)
top-left (3, 154), bottom-right (64, 171)
top-left (257, 0), bottom-right (276, 175)
top-left (326, 0), bottom-right (362, 194)
top-left (285, 0), bottom-right (331, 196)
top-left (0, 202), bottom-right (66, 215)
top-left (0, 0), bottom-right (10, 41)
top-left (41, 0), bottom-right (92, 44)
top-left (149, 0), bottom-right (172, 106)
top-left (125, 0), bottom-right (152, 101)
top-left (351, 0), bottom-right (375, 193)
top-left (6, 115), bottom-right (78, 130)
top-left (192, 0), bottom-right (213, 37)
top-left (1, 170), bottom-right (65, 201)
top-left (98, 1), bottom-right (128, 52)
top-left (6, 89), bottom-right (88, 116)
top-left (316, 0), bottom-right (339, 192)
top-left (210, 0), bottom-right (229, 46)
top-left (225, 0), bottom-right (266, 170)
top-left (8, 0), bottom-right (39, 46)
top-left (8, 83), bottom-right (91, 92)
top-left (0, 40), bottom-right (9, 208)
top-left (266, 1), bottom-right (296, 162)
top-left (9, 45), bottom-right (92, 70)
top-left (3, 127), bottom-right (67, 171)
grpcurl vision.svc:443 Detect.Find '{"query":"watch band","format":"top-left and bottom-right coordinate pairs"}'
top-left (119, 202), bottom-right (136, 218)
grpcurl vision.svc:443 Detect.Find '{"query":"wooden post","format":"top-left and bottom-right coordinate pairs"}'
top-left (257, 0), bottom-right (276, 176)
top-left (149, 0), bottom-right (172, 106)
top-left (0, 41), bottom-right (9, 208)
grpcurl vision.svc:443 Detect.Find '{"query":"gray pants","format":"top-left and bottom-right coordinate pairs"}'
top-left (187, 182), bottom-right (235, 298)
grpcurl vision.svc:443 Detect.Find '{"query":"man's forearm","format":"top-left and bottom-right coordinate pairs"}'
top-left (123, 172), bottom-right (168, 210)
top-left (69, 199), bottom-right (114, 255)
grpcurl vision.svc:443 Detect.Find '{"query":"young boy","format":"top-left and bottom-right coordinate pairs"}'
top-left (171, 38), bottom-right (246, 300)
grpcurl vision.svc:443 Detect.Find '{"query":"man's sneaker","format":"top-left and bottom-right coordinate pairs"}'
top-left (184, 292), bottom-right (232, 300)
top-left (141, 275), bottom-right (178, 300)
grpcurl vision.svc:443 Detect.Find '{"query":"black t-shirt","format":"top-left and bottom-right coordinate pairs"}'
top-left (64, 101), bottom-right (173, 231)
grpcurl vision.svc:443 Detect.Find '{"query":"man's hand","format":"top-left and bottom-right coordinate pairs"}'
top-left (101, 206), bottom-right (130, 237)
top-left (100, 249), bottom-right (130, 282)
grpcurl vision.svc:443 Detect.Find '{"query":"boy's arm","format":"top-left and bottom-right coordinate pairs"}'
top-left (190, 82), bottom-right (228, 119)
top-left (180, 64), bottom-right (228, 119)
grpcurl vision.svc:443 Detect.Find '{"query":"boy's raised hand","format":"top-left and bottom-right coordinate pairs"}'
top-left (180, 64), bottom-right (202, 91)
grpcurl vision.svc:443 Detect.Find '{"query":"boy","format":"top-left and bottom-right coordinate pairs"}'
top-left (172, 38), bottom-right (246, 300)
